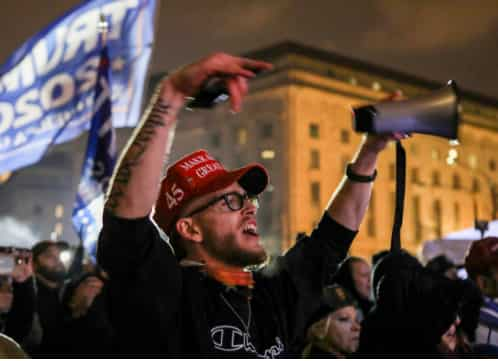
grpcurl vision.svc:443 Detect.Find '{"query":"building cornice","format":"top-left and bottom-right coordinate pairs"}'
top-left (244, 41), bottom-right (498, 132)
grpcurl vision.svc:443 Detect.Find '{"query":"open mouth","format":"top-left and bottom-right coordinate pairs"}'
top-left (242, 218), bottom-right (259, 237)
top-left (243, 222), bottom-right (259, 237)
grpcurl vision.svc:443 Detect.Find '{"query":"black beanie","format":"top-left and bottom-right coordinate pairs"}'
top-left (307, 284), bottom-right (358, 331)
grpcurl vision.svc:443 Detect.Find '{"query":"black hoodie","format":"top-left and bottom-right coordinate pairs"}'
top-left (331, 257), bottom-right (373, 318)
top-left (358, 252), bottom-right (465, 357)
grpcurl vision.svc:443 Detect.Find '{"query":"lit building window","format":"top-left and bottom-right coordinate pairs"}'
top-left (413, 195), bottom-right (422, 242)
top-left (309, 123), bottom-right (320, 139)
top-left (472, 178), bottom-right (480, 193)
top-left (261, 123), bottom-right (273, 139)
top-left (490, 159), bottom-right (497, 171)
top-left (340, 129), bottom-right (350, 144)
top-left (372, 81), bottom-right (382, 91)
top-left (433, 199), bottom-right (442, 239)
top-left (410, 144), bottom-right (418, 156)
top-left (432, 170), bottom-right (441, 186)
top-left (454, 202), bottom-right (460, 228)
top-left (367, 191), bottom-right (376, 237)
top-left (55, 204), bottom-right (64, 218)
top-left (261, 150), bottom-right (275, 160)
top-left (446, 148), bottom-right (458, 165)
top-left (452, 174), bottom-right (461, 190)
top-left (311, 182), bottom-right (321, 207)
top-left (237, 128), bottom-right (247, 146)
top-left (54, 222), bottom-right (64, 238)
top-left (468, 154), bottom-right (477, 169)
top-left (431, 149), bottom-right (441, 161)
top-left (389, 163), bottom-right (395, 181)
top-left (310, 149), bottom-right (320, 169)
top-left (411, 168), bottom-right (421, 184)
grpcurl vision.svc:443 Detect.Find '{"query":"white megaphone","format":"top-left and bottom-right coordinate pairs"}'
top-left (353, 81), bottom-right (460, 140)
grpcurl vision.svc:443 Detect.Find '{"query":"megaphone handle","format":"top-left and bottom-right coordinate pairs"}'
top-left (390, 141), bottom-right (406, 252)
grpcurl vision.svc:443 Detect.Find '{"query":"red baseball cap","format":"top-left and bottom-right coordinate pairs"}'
top-left (465, 237), bottom-right (498, 279)
top-left (154, 150), bottom-right (269, 236)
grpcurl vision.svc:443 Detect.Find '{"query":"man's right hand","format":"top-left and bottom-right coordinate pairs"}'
top-left (68, 276), bottom-right (104, 318)
top-left (11, 251), bottom-right (32, 284)
top-left (104, 52), bottom-right (272, 218)
top-left (163, 53), bottom-right (273, 113)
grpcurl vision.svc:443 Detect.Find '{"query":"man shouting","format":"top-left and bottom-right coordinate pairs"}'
top-left (98, 52), bottom-right (401, 357)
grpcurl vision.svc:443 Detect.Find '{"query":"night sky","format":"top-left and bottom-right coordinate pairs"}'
top-left (2, 0), bottom-right (498, 99)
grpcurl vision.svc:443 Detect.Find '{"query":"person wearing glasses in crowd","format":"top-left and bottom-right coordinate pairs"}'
top-left (97, 52), bottom-right (404, 357)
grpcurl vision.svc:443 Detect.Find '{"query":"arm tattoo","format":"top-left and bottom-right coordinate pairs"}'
top-left (106, 99), bottom-right (172, 211)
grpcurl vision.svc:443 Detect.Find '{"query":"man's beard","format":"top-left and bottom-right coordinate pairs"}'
top-left (37, 266), bottom-right (67, 283)
top-left (206, 234), bottom-right (267, 267)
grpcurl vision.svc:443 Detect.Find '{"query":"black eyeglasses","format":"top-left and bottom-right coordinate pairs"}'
top-left (185, 192), bottom-right (259, 217)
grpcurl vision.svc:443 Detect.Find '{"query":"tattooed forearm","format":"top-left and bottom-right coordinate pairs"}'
top-left (105, 99), bottom-right (173, 212)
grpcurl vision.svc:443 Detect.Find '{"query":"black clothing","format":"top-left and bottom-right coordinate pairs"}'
top-left (370, 250), bottom-right (420, 303)
top-left (302, 344), bottom-right (339, 358)
top-left (358, 252), bottom-right (465, 357)
top-left (57, 274), bottom-right (115, 357)
top-left (330, 258), bottom-right (373, 319)
top-left (0, 277), bottom-right (36, 346)
top-left (29, 278), bottom-right (66, 357)
top-left (98, 211), bottom-right (356, 357)
top-left (30, 274), bottom-right (115, 357)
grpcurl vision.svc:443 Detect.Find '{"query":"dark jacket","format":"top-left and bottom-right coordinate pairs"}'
top-left (331, 258), bottom-right (373, 318)
top-left (28, 278), bottom-right (66, 357)
top-left (29, 274), bottom-right (116, 358)
top-left (56, 273), bottom-right (115, 357)
top-left (358, 252), bottom-right (465, 357)
top-left (1, 277), bottom-right (36, 346)
top-left (98, 211), bottom-right (356, 357)
top-left (302, 343), bottom-right (340, 358)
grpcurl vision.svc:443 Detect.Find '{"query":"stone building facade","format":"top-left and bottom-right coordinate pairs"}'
top-left (166, 41), bottom-right (498, 260)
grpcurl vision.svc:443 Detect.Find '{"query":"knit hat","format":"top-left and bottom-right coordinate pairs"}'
top-left (307, 284), bottom-right (358, 330)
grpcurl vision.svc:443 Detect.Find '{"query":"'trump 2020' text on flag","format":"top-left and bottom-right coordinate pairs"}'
top-left (0, 0), bottom-right (156, 174)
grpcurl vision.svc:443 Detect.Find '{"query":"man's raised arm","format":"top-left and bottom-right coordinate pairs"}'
top-left (326, 134), bottom-right (405, 230)
top-left (104, 53), bottom-right (272, 219)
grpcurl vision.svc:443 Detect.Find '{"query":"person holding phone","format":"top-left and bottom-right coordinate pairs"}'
top-left (0, 248), bottom-right (35, 351)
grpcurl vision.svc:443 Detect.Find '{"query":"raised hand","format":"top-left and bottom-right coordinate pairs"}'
top-left (363, 91), bottom-right (411, 153)
top-left (165, 52), bottom-right (273, 113)
top-left (11, 251), bottom-right (33, 283)
top-left (68, 276), bottom-right (105, 318)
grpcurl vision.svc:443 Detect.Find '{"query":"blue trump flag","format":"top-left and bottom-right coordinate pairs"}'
top-left (72, 46), bottom-right (115, 259)
top-left (0, 0), bottom-right (156, 174)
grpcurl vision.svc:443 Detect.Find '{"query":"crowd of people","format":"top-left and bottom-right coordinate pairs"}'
top-left (1, 52), bottom-right (497, 358)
